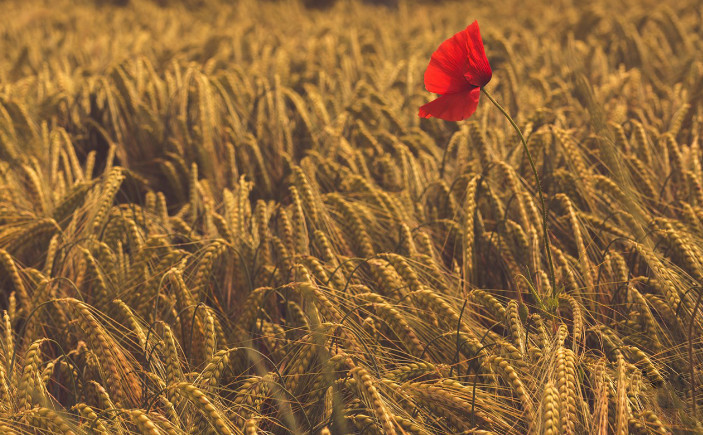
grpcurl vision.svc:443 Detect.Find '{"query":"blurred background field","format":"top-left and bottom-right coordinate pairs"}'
top-left (1, 0), bottom-right (702, 433)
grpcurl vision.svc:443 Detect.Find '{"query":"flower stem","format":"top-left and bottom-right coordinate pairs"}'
top-left (481, 87), bottom-right (556, 297)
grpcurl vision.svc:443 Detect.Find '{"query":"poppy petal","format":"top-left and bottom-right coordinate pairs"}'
top-left (424, 21), bottom-right (492, 95)
top-left (463, 21), bottom-right (492, 88)
top-left (418, 87), bottom-right (481, 122)
top-left (423, 28), bottom-right (473, 95)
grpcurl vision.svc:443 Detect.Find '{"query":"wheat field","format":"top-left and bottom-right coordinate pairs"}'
top-left (0, 0), bottom-right (702, 433)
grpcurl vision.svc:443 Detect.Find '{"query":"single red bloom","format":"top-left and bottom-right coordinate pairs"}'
top-left (419, 21), bottom-right (492, 122)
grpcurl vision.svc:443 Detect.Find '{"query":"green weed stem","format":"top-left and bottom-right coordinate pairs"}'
top-left (481, 87), bottom-right (556, 296)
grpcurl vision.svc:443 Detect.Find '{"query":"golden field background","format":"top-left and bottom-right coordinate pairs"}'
top-left (1, 0), bottom-right (702, 433)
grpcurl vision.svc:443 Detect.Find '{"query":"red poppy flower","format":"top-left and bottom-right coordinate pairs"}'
top-left (419, 21), bottom-right (492, 121)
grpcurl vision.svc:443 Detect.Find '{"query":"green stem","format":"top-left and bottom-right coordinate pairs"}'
top-left (481, 87), bottom-right (556, 296)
